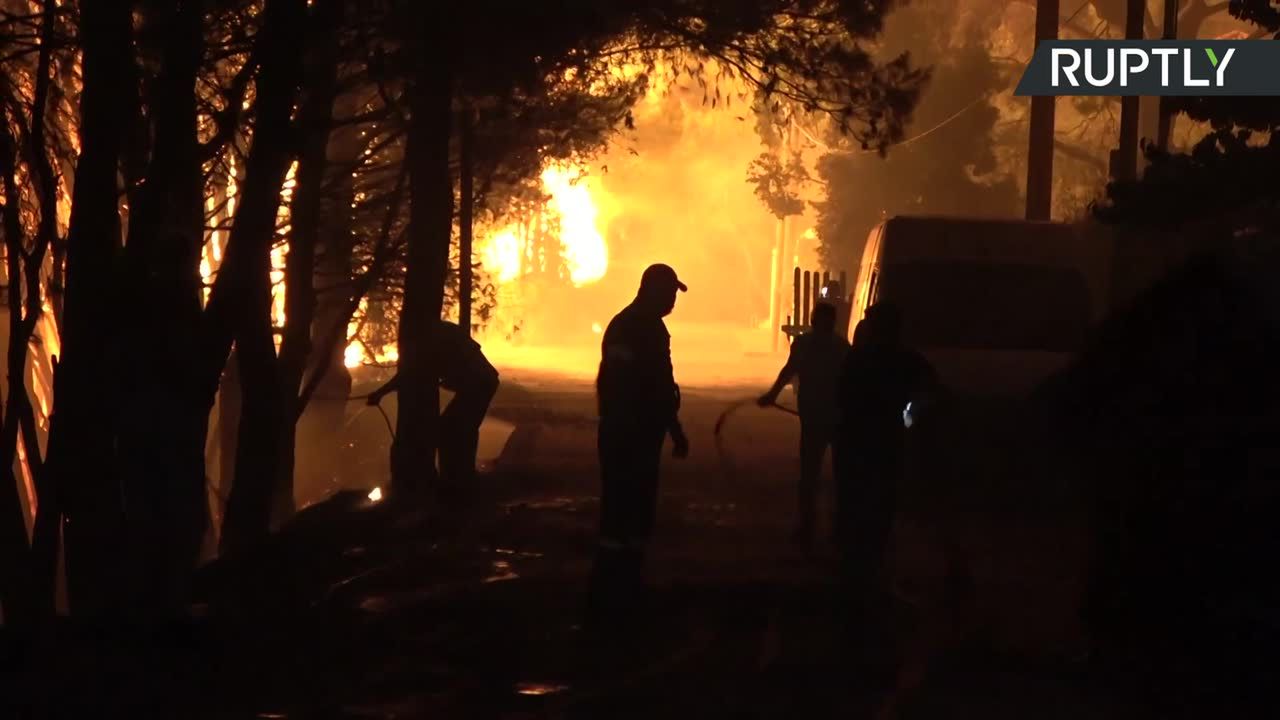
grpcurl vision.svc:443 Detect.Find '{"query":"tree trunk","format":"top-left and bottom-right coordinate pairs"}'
top-left (392, 29), bottom-right (454, 500)
top-left (2, 194), bottom-right (31, 625)
top-left (0, 113), bottom-right (32, 627)
top-left (216, 0), bottom-right (307, 555)
top-left (458, 102), bottom-right (474, 335)
top-left (20, 2), bottom-right (60, 620)
top-left (1, 0), bottom-right (77, 620)
top-left (110, 0), bottom-right (208, 621)
top-left (298, 166), bottom-right (407, 414)
top-left (276, 0), bottom-right (341, 519)
top-left (298, 118), bottom-right (362, 494)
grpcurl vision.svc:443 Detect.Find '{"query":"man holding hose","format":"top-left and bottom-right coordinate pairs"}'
top-left (759, 301), bottom-right (849, 550)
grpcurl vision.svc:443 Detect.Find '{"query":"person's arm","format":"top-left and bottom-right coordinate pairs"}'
top-left (658, 328), bottom-right (689, 458)
top-left (669, 383), bottom-right (688, 458)
top-left (366, 373), bottom-right (401, 405)
top-left (758, 344), bottom-right (800, 406)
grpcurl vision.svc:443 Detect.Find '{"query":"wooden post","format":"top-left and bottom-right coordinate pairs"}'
top-left (1025, 0), bottom-right (1059, 221)
top-left (813, 271), bottom-right (823, 313)
top-left (792, 266), bottom-right (801, 332)
top-left (801, 270), bottom-right (811, 326)
top-left (1115, 0), bottom-right (1145, 182)
top-left (1156, 0), bottom-right (1178, 152)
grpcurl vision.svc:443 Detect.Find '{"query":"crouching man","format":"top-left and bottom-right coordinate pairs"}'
top-left (367, 319), bottom-right (500, 489)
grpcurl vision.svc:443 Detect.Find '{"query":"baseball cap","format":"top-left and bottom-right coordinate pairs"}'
top-left (640, 263), bottom-right (688, 292)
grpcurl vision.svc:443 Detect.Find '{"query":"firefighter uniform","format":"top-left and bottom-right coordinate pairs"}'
top-left (588, 264), bottom-right (688, 621)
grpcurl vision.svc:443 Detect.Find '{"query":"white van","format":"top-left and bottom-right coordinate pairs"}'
top-left (852, 216), bottom-right (1112, 397)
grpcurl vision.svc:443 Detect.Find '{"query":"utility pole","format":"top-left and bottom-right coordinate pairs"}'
top-left (1025, 0), bottom-right (1058, 221)
top-left (769, 115), bottom-right (795, 352)
top-left (1114, 0), bottom-right (1145, 181)
top-left (1156, 0), bottom-right (1179, 152)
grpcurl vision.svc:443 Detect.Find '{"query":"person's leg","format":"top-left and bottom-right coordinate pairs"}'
top-left (834, 439), bottom-right (856, 551)
top-left (797, 421), bottom-right (828, 547)
top-left (840, 453), bottom-right (898, 650)
top-left (438, 397), bottom-right (463, 487)
top-left (628, 427), bottom-right (665, 590)
top-left (463, 374), bottom-right (498, 479)
top-left (828, 431), bottom-right (844, 546)
top-left (633, 427), bottom-right (665, 535)
top-left (589, 422), bottom-right (640, 623)
top-left (439, 374), bottom-right (498, 487)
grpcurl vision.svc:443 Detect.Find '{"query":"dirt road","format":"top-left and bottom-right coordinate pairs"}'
top-left (25, 367), bottom-right (1133, 718)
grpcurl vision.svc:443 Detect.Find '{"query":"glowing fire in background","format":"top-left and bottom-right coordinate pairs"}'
top-left (484, 228), bottom-right (522, 285)
top-left (480, 164), bottom-right (610, 288)
top-left (541, 166), bottom-right (608, 286)
top-left (343, 297), bottom-right (398, 369)
top-left (194, 67), bottom-right (801, 377)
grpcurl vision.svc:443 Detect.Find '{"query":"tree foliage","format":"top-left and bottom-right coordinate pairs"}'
top-left (1097, 0), bottom-right (1280, 235)
top-left (747, 149), bottom-right (810, 218)
top-left (813, 3), bottom-right (1018, 271)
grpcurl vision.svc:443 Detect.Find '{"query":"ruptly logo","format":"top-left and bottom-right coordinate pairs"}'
top-left (1015, 40), bottom-right (1280, 96)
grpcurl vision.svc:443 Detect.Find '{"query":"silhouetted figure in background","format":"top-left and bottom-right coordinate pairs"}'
top-left (837, 303), bottom-right (935, 645)
top-left (367, 320), bottom-right (499, 488)
top-left (759, 302), bottom-right (849, 549)
top-left (588, 263), bottom-right (690, 623)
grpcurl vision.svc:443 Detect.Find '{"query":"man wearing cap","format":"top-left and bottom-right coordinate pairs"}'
top-left (587, 263), bottom-right (689, 621)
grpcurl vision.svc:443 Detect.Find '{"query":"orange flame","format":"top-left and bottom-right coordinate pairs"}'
top-left (480, 163), bottom-right (610, 288)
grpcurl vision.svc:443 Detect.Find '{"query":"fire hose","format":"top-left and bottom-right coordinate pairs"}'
top-left (346, 392), bottom-right (397, 440)
top-left (346, 392), bottom-right (800, 468)
top-left (713, 398), bottom-right (799, 482)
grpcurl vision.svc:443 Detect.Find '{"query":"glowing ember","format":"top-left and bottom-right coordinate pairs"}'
top-left (367, 486), bottom-right (383, 503)
top-left (342, 295), bottom-right (399, 368)
top-left (514, 682), bottom-right (570, 697)
top-left (591, 322), bottom-right (603, 334)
